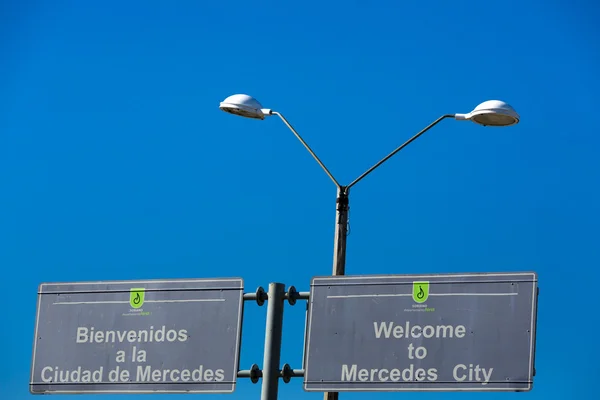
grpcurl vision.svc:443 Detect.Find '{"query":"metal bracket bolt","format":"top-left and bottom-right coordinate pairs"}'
top-left (255, 286), bottom-right (266, 306)
top-left (249, 364), bottom-right (261, 384)
top-left (286, 286), bottom-right (298, 305)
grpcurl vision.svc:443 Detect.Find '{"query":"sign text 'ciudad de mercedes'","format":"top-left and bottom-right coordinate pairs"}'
top-left (303, 272), bottom-right (538, 392)
top-left (30, 278), bottom-right (244, 394)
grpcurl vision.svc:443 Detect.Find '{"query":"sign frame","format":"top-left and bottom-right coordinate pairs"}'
top-left (30, 277), bottom-right (245, 394)
top-left (303, 271), bottom-right (539, 392)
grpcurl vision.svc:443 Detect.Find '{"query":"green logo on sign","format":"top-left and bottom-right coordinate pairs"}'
top-left (412, 281), bottom-right (429, 303)
top-left (130, 288), bottom-right (145, 308)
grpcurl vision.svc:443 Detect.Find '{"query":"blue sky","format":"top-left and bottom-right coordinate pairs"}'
top-left (2, 0), bottom-right (599, 399)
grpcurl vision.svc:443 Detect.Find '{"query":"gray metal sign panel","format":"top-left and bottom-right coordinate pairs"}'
top-left (30, 278), bottom-right (244, 394)
top-left (304, 272), bottom-right (538, 392)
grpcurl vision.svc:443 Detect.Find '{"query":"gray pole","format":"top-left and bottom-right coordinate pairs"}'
top-left (261, 282), bottom-right (286, 400)
top-left (332, 186), bottom-right (349, 276)
top-left (324, 187), bottom-right (349, 400)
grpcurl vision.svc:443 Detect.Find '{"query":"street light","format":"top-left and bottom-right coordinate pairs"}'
top-left (219, 93), bottom-right (520, 400)
top-left (220, 93), bottom-right (519, 272)
top-left (455, 99), bottom-right (520, 127)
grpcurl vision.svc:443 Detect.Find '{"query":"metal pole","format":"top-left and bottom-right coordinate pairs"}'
top-left (324, 187), bottom-right (349, 400)
top-left (273, 112), bottom-right (341, 188)
top-left (332, 186), bottom-right (349, 276)
top-left (261, 282), bottom-right (286, 400)
top-left (346, 114), bottom-right (454, 189)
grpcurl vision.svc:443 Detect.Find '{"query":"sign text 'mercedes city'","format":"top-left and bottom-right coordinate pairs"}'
top-left (341, 320), bottom-right (491, 385)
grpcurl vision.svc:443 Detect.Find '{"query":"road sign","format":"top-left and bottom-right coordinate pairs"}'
top-left (30, 278), bottom-right (244, 394)
top-left (304, 272), bottom-right (538, 392)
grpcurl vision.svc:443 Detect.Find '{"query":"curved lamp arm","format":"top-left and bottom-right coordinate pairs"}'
top-left (346, 114), bottom-right (455, 191)
top-left (270, 111), bottom-right (341, 188)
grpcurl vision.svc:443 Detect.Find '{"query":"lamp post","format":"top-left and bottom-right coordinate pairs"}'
top-left (219, 94), bottom-right (520, 400)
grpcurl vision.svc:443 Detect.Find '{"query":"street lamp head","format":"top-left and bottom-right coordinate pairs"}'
top-left (219, 94), bottom-right (266, 120)
top-left (456, 100), bottom-right (520, 127)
